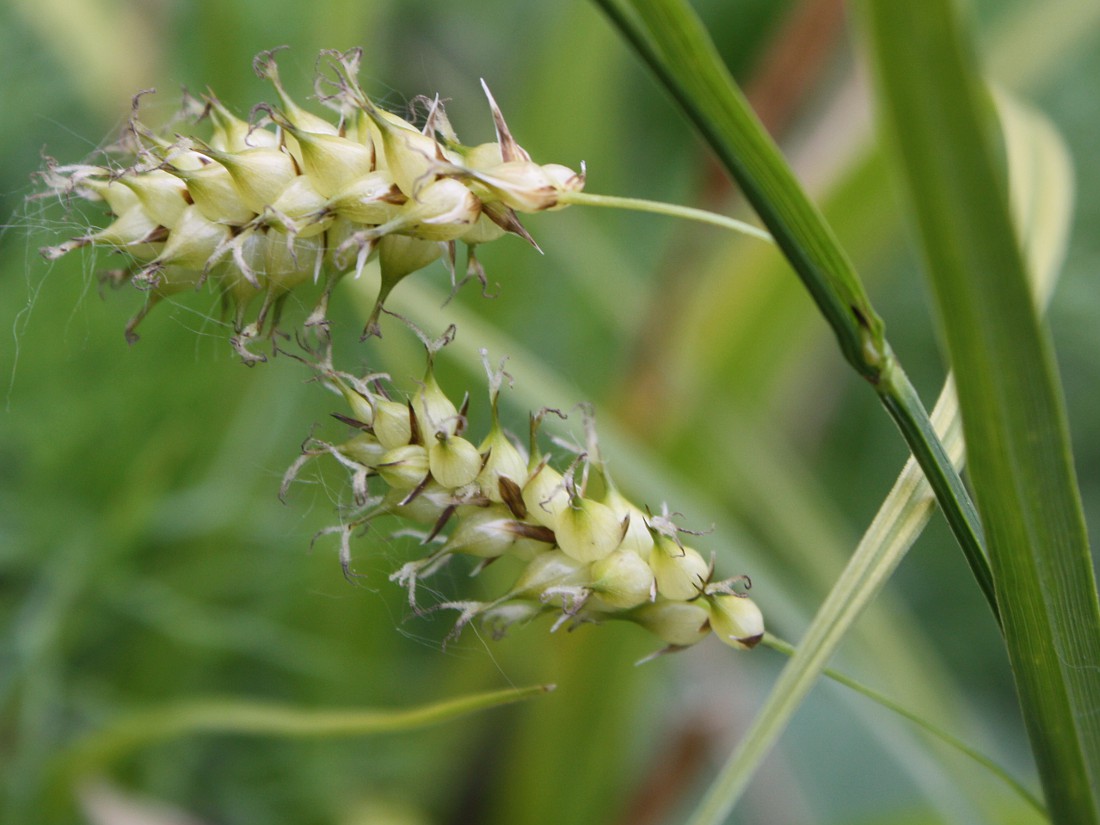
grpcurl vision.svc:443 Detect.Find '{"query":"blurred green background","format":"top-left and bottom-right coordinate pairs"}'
top-left (2, 1), bottom-right (1098, 823)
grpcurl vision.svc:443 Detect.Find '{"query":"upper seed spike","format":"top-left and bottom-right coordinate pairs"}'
top-left (43, 50), bottom-right (594, 392)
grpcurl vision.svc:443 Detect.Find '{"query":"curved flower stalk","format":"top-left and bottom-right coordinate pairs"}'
top-left (37, 48), bottom-right (585, 362)
top-left (282, 327), bottom-right (763, 657)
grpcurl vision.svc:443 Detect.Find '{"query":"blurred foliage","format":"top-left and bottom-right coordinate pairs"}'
top-left (2, 1), bottom-right (1098, 823)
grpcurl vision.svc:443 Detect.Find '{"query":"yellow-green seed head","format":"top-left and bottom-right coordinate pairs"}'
top-left (281, 335), bottom-right (761, 653)
top-left (39, 53), bottom-right (583, 352)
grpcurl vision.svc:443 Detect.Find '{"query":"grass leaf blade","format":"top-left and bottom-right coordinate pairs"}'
top-left (863, 2), bottom-right (1100, 819)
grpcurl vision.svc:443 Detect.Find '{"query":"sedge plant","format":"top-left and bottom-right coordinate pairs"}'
top-left (14, 0), bottom-right (1100, 823)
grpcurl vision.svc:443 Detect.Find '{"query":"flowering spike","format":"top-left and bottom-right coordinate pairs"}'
top-left (38, 54), bottom-right (581, 351)
top-left (281, 335), bottom-right (763, 651)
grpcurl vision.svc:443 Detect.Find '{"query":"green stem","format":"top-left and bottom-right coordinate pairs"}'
top-left (592, 0), bottom-right (1000, 623)
top-left (556, 190), bottom-right (773, 242)
top-left (763, 635), bottom-right (1047, 817)
top-left (877, 354), bottom-right (996, 613)
top-left (591, 0), bottom-right (884, 379)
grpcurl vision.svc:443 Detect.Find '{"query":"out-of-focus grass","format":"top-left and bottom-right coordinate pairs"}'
top-left (2, 1), bottom-right (1099, 823)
